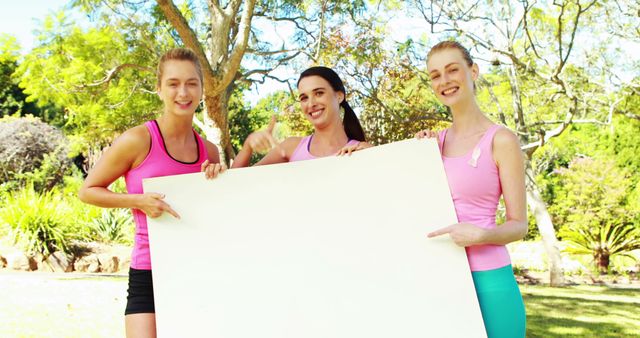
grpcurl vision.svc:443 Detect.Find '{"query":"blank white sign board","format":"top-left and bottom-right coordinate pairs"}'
top-left (144, 139), bottom-right (486, 338)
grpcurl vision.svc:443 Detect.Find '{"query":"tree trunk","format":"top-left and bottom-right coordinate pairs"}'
top-left (525, 164), bottom-right (565, 286)
top-left (596, 252), bottom-right (609, 275)
top-left (203, 87), bottom-right (235, 165)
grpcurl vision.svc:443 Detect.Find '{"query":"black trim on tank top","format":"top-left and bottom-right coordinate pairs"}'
top-left (152, 120), bottom-right (200, 164)
top-left (306, 134), bottom-right (313, 153)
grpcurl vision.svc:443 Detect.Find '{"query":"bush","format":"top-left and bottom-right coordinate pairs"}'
top-left (89, 208), bottom-right (134, 245)
top-left (0, 116), bottom-right (71, 190)
top-left (0, 174), bottom-right (136, 256)
top-left (563, 223), bottom-right (640, 275)
top-left (0, 184), bottom-right (71, 255)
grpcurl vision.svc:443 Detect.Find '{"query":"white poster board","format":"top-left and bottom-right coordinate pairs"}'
top-left (144, 139), bottom-right (486, 338)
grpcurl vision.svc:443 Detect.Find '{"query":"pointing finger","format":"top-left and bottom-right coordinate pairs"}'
top-left (164, 204), bottom-right (180, 219)
top-left (427, 225), bottom-right (453, 238)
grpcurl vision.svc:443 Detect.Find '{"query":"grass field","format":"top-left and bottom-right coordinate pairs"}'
top-left (1, 272), bottom-right (638, 337)
top-left (521, 284), bottom-right (640, 337)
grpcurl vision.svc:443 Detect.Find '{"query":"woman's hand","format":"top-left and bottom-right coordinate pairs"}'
top-left (427, 222), bottom-right (487, 247)
top-left (415, 130), bottom-right (439, 139)
top-left (136, 193), bottom-right (180, 219)
top-left (337, 141), bottom-right (373, 156)
top-left (201, 159), bottom-right (226, 179)
top-left (245, 115), bottom-right (281, 154)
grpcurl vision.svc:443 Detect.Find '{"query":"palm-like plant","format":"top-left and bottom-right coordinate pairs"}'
top-left (0, 185), bottom-right (69, 255)
top-left (563, 223), bottom-right (640, 274)
top-left (90, 208), bottom-right (133, 244)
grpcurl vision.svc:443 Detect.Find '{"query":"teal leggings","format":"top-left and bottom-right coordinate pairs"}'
top-left (471, 265), bottom-right (526, 338)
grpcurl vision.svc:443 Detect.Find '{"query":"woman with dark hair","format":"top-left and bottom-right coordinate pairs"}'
top-left (227, 66), bottom-right (371, 168)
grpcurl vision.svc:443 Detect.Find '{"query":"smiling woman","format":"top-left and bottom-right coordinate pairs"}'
top-left (77, 48), bottom-right (224, 338)
top-left (417, 40), bottom-right (528, 338)
top-left (225, 66), bottom-right (372, 170)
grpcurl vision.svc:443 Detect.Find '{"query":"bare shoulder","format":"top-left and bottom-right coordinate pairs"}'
top-left (281, 136), bottom-right (303, 157)
top-left (203, 140), bottom-right (221, 163)
top-left (492, 127), bottom-right (523, 164)
top-left (106, 124), bottom-right (152, 168)
top-left (282, 136), bottom-right (303, 147)
top-left (493, 127), bottom-right (520, 150)
top-left (112, 124), bottom-right (150, 153)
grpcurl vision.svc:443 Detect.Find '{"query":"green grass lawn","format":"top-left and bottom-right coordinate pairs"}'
top-left (522, 284), bottom-right (640, 337)
top-left (2, 272), bottom-right (638, 337)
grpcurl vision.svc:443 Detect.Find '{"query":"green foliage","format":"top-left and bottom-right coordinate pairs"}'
top-left (563, 222), bottom-right (640, 274)
top-left (317, 16), bottom-right (446, 145)
top-left (228, 83), bottom-right (272, 153)
top-left (551, 157), bottom-right (631, 230)
top-left (0, 116), bottom-right (72, 190)
top-left (252, 90), bottom-right (312, 138)
top-left (534, 116), bottom-right (640, 231)
top-left (15, 11), bottom-right (169, 148)
top-left (89, 208), bottom-right (134, 245)
top-left (0, 185), bottom-right (70, 255)
top-left (0, 173), bottom-right (134, 253)
top-left (547, 156), bottom-right (639, 273)
top-left (0, 34), bottom-right (45, 119)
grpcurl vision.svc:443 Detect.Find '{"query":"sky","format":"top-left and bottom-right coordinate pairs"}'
top-left (0, 1), bottom-right (428, 106)
top-left (2, 1), bottom-right (637, 104)
top-left (1, 0), bottom-right (71, 53)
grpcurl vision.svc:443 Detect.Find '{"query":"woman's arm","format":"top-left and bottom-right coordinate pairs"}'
top-left (78, 125), bottom-right (179, 218)
top-left (484, 128), bottom-right (528, 245)
top-left (232, 116), bottom-right (279, 168)
top-left (428, 128), bottom-right (527, 246)
top-left (232, 136), bottom-right (300, 168)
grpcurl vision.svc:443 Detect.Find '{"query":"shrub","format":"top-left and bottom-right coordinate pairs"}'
top-left (89, 208), bottom-right (134, 244)
top-left (563, 223), bottom-right (640, 274)
top-left (0, 116), bottom-right (71, 190)
top-left (0, 184), bottom-right (70, 255)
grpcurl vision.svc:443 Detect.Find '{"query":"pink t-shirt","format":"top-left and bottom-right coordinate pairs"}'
top-left (289, 135), bottom-right (359, 162)
top-left (124, 120), bottom-right (208, 270)
top-left (438, 124), bottom-right (512, 272)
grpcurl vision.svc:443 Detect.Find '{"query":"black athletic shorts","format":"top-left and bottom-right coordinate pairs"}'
top-left (124, 268), bottom-right (155, 315)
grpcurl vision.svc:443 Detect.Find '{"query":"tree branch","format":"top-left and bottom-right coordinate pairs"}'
top-left (207, 0), bottom-right (224, 19)
top-left (314, 0), bottom-right (328, 61)
top-left (82, 63), bottom-right (154, 87)
top-left (521, 96), bottom-right (579, 155)
top-left (215, 0), bottom-right (256, 93)
top-left (156, 0), bottom-right (216, 89)
top-left (225, 0), bottom-right (243, 18)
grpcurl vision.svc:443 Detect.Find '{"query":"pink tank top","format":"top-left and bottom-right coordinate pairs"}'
top-left (124, 120), bottom-right (208, 270)
top-left (438, 124), bottom-right (511, 272)
top-left (289, 135), bottom-right (359, 161)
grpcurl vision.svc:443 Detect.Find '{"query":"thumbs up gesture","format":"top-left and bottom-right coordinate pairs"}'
top-left (245, 115), bottom-right (280, 154)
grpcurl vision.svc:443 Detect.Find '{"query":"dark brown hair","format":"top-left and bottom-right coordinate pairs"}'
top-left (297, 66), bottom-right (366, 142)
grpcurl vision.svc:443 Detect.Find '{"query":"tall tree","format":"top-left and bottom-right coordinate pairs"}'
top-left (311, 8), bottom-right (446, 144)
top-left (19, 0), bottom-right (366, 164)
top-left (0, 35), bottom-right (46, 120)
top-left (16, 11), bottom-right (166, 147)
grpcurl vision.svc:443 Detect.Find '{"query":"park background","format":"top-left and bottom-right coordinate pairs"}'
top-left (0, 0), bottom-right (639, 337)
